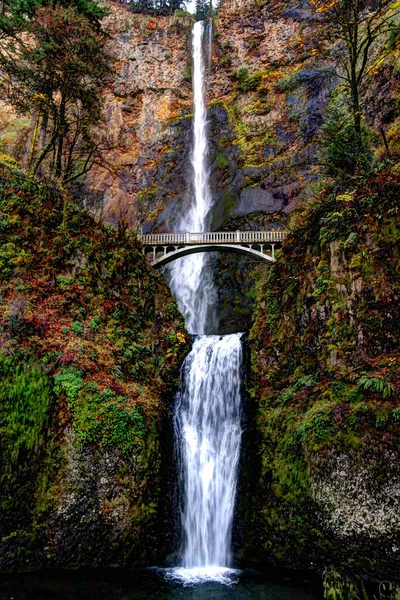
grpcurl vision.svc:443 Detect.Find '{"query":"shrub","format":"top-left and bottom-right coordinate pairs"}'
top-left (235, 67), bottom-right (262, 92)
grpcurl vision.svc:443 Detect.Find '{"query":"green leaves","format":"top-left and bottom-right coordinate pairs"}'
top-left (54, 367), bottom-right (84, 401)
top-left (3, 0), bottom-right (108, 26)
top-left (0, 3), bottom-right (113, 182)
top-left (358, 374), bottom-right (395, 399)
top-left (234, 67), bottom-right (263, 92)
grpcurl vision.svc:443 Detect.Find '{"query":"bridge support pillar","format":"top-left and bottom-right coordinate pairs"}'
top-left (271, 244), bottom-right (275, 259)
top-left (153, 247), bottom-right (156, 262)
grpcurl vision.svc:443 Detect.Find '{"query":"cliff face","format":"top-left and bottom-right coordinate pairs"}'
top-left (83, 6), bottom-right (194, 227)
top-left (241, 172), bottom-right (400, 579)
top-left (1, 0), bottom-right (398, 231)
top-left (138, 0), bottom-right (333, 229)
top-left (207, 0), bottom-right (326, 223)
top-left (58, 0), bottom-right (332, 230)
top-left (0, 156), bottom-right (188, 569)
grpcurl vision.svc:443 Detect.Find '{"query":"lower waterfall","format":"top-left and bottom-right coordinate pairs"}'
top-left (174, 334), bottom-right (243, 581)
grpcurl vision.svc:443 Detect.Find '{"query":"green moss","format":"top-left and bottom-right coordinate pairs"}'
top-left (71, 385), bottom-right (146, 453)
top-left (275, 69), bottom-right (303, 93)
top-left (210, 188), bottom-right (236, 229)
top-left (235, 67), bottom-right (263, 92)
top-left (245, 171), bottom-right (400, 574)
top-left (0, 354), bottom-right (52, 468)
top-left (182, 63), bottom-right (192, 82)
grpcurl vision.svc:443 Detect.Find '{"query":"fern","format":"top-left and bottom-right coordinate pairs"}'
top-left (358, 375), bottom-right (394, 399)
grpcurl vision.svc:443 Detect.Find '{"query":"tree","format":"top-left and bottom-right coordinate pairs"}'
top-left (194, 0), bottom-right (211, 20)
top-left (127, 0), bottom-right (186, 15)
top-left (0, 1), bottom-right (112, 182)
top-left (311, 0), bottom-right (400, 164)
top-left (0, 0), bottom-right (107, 29)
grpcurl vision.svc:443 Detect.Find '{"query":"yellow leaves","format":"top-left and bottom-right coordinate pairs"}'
top-left (32, 93), bottom-right (47, 103)
top-left (176, 332), bottom-right (186, 344)
top-left (336, 191), bottom-right (355, 203)
top-left (391, 161), bottom-right (400, 176)
top-left (310, 0), bottom-right (338, 12)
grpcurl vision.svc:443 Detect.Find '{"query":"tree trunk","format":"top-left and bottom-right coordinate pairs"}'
top-left (55, 101), bottom-right (66, 178)
top-left (26, 107), bottom-right (39, 169)
top-left (350, 71), bottom-right (363, 164)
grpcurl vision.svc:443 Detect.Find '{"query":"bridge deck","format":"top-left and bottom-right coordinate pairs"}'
top-left (139, 230), bottom-right (286, 246)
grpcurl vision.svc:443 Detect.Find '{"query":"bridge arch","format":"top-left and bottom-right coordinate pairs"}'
top-left (149, 244), bottom-right (276, 268)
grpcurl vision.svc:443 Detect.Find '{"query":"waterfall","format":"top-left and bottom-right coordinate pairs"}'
top-left (165, 20), bottom-right (243, 586)
top-left (174, 334), bottom-right (243, 576)
top-left (166, 20), bottom-right (217, 336)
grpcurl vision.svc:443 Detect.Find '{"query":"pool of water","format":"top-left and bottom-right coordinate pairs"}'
top-left (0, 567), bottom-right (322, 600)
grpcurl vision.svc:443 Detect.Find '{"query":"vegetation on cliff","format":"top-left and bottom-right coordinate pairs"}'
top-left (0, 155), bottom-right (188, 568)
top-left (245, 167), bottom-right (400, 583)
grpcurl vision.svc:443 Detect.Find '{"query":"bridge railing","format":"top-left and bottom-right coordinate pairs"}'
top-left (139, 230), bottom-right (286, 245)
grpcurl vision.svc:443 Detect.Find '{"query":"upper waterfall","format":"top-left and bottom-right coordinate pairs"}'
top-left (189, 21), bottom-right (212, 233)
top-left (164, 20), bottom-right (217, 335)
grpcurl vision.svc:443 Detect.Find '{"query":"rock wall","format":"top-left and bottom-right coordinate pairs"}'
top-left (207, 0), bottom-right (328, 222)
top-left (0, 156), bottom-right (188, 570)
top-left (83, 5), bottom-right (194, 227)
top-left (85, 0), bottom-right (334, 230)
top-left (240, 172), bottom-right (400, 579)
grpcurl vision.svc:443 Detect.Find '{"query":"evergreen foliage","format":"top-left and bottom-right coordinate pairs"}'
top-left (320, 91), bottom-right (376, 176)
top-left (0, 0), bottom-right (112, 182)
top-left (126, 0), bottom-right (186, 15)
top-left (194, 0), bottom-right (211, 20)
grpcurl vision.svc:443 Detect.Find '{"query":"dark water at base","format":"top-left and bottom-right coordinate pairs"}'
top-left (0, 568), bottom-right (322, 600)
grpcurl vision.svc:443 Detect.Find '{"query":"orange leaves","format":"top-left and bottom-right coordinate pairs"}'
top-left (310, 0), bottom-right (339, 11)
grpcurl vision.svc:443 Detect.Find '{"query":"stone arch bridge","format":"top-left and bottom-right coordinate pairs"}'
top-left (139, 230), bottom-right (286, 267)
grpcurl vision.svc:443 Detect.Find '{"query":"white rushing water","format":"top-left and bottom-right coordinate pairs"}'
top-left (166, 21), bottom-right (217, 336)
top-left (177, 335), bottom-right (242, 562)
top-left (166, 21), bottom-right (243, 587)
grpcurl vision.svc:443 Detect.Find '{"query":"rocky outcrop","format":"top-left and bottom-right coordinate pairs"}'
top-left (204, 0), bottom-right (333, 223)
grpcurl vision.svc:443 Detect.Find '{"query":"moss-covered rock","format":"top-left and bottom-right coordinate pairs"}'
top-left (241, 170), bottom-right (400, 580)
top-left (0, 157), bottom-right (189, 570)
